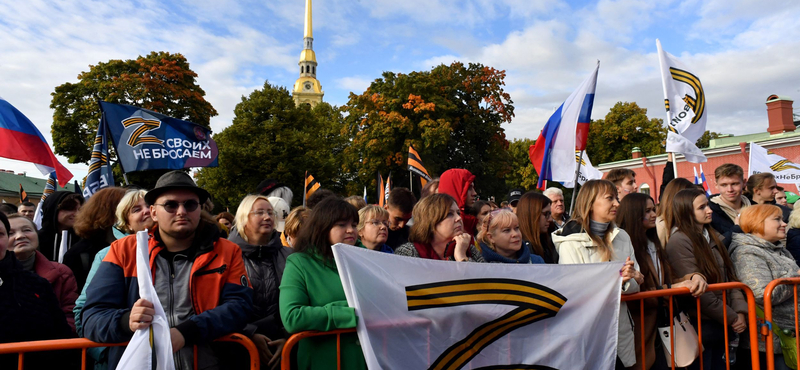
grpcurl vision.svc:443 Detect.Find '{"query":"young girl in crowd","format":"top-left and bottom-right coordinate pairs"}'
top-left (516, 191), bottom-right (558, 263)
top-left (617, 193), bottom-right (707, 370)
top-left (279, 197), bottom-right (366, 369)
top-left (552, 180), bottom-right (643, 369)
top-left (477, 209), bottom-right (543, 264)
top-left (357, 205), bottom-right (393, 253)
top-left (394, 194), bottom-right (484, 262)
top-left (665, 188), bottom-right (748, 370)
top-left (729, 204), bottom-right (797, 370)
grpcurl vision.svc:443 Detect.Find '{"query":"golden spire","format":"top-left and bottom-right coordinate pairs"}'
top-left (304, 0), bottom-right (313, 39)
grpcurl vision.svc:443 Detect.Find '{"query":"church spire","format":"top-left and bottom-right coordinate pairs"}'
top-left (292, 0), bottom-right (323, 106)
top-left (304, 0), bottom-right (313, 39)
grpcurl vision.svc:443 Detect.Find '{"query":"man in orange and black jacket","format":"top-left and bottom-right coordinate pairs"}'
top-left (82, 171), bottom-right (253, 369)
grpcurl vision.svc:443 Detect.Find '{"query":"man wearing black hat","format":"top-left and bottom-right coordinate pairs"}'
top-left (82, 171), bottom-right (254, 370)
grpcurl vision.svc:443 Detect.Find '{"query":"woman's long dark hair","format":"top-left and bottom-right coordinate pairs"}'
top-left (616, 193), bottom-right (671, 287)
top-left (293, 197), bottom-right (359, 264)
top-left (669, 188), bottom-right (737, 284)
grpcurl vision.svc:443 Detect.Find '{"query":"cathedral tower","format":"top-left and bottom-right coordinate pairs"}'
top-left (292, 0), bottom-right (324, 106)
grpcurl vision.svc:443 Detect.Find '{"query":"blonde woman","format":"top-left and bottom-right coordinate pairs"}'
top-left (229, 194), bottom-right (292, 368)
top-left (477, 209), bottom-right (543, 264)
top-left (357, 205), bottom-right (392, 253)
top-left (552, 179), bottom-right (643, 368)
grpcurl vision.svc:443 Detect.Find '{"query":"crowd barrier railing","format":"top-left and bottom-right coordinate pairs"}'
top-left (281, 283), bottom-right (761, 370)
top-left (621, 282), bottom-right (761, 370)
top-left (762, 276), bottom-right (800, 370)
top-left (0, 332), bottom-right (259, 370)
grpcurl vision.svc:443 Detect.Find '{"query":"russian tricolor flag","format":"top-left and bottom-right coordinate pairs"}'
top-left (699, 165), bottom-right (712, 196)
top-left (0, 97), bottom-right (72, 184)
top-left (529, 62), bottom-right (599, 189)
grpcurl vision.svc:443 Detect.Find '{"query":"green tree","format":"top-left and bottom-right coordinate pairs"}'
top-left (586, 102), bottom-right (666, 165)
top-left (195, 81), bottom-right (347, 212)
top-left (505, 138), bottom-right (538, 191)
top-left (342, 62), bottom-right (514, 200)
top-left (51, 52), bottom-right (217, 165)
top-left (695, 130), bottom-right (722, 149)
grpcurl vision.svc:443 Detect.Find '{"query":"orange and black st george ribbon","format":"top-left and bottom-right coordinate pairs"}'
top-left (406, 278), bottom-right (567, 370)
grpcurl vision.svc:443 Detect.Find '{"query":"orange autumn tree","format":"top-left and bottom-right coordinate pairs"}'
top-left (342, 62), bottom-right (514, 200)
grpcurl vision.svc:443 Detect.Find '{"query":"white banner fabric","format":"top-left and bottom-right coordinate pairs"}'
top-left (333, 244), bottom-right (623, 370)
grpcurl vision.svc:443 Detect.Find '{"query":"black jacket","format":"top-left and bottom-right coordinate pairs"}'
top-left (63, 229), bottom-right (115, 291)
top-left (708, 194), bottom-right (738, 244)
top-left (786, 228), bottom-right (800, 265)
top-left (37, 191), bottom-right (82, 262)
top-left (0, 251), bottom-right (74, 369)
top-left (228, 228), bottom-right (292, 339)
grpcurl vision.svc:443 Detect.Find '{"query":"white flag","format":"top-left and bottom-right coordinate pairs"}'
top-left (117, 230), bottom-right (175, 370)
top-left (657, 39), bottom-right (707, 163)
top-left (562, 150), bottom-right (603, 188)
top-left (749, 142), bottom-right (800, 182)
top-left (57, 230), bottom-right (68, 263)
top-left (333, 244), bottom-right (623, 369)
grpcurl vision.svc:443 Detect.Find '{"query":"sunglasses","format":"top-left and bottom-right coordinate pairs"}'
top-left (155, 200), bottom-right (200, 213)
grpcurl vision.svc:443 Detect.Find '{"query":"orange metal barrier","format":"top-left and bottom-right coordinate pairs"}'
top-left (280, 328), bottom-right (354, 370)
top-left (762, 276), bottom-right (800, 370)
top-left (621, 282), bottom-right (761, 370)
top-left (281, 283), bottom-right (761, 370)
top-left (0, 333), bottom-right (259, 370)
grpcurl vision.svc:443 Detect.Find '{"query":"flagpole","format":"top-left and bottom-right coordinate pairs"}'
top-left (748, 142), bottom-right (753, 176)
top-left (302, 171), bottom-right (307, 207)
top-left (568, 150), bottom-right (585, 216)
top-left (409, 170), bottom-right (413, 192)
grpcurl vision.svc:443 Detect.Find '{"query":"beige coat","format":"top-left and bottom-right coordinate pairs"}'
top-left (553, 224), bottom-right (640, 367)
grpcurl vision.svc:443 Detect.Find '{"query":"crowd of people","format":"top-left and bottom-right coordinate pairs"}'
top-left (1, 161), bottom-right (800, 370)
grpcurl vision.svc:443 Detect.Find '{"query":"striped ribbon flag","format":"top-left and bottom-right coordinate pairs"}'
top-left (18, 184), bottom-right (28, 203)
top-left (303, 171), bottom-right (320, 206)
top-left (408, 145), bottom-right (432, 187)
top-left (82, 118), bottom-right (115, 198)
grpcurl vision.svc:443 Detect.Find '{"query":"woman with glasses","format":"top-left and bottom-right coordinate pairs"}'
top-left (478, 209), bottom-right (543, 264)
top-left (394, 193), bottom-right (484, 262)
top-left (279, 197), bottom-right (366, 369)
top-left (357, 205), bottom-right (393, 253)
top-left (229, 194), bottom-right (292, 369)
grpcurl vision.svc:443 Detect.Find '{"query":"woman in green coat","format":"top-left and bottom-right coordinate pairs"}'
top-left (279, 197), bottom-right (366, 370)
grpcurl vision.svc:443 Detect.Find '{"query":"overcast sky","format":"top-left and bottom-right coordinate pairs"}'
top-left (1, 0), bottom-right (799, 183)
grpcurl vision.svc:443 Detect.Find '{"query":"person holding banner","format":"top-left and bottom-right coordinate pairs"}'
top-left (82, 171), bottom-right (253, 370)
top-left (279, 197), bottom-right (366, 370)
top-left (729, 204), bottom-right (797, 370)
top-left (617, 193), bottom-right (708, 370)
top-left (552, 179), bottom-right (643, 368)
top-left (665, 188), bottom-right (748, 370)
top-left (477, 209), bottom-right (543, 264)
top-left (6, 214), bottom-right (78, 333)
top-left (394, 193), bottom-right (485, 262)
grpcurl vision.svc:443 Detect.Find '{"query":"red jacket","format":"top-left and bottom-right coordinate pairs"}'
top-left (438, 169), bottom-right (479, 235)
top-left (34, 250), bottom-right (78, 332)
